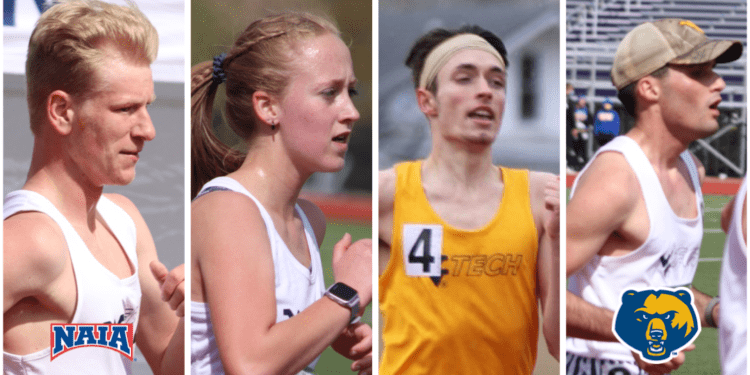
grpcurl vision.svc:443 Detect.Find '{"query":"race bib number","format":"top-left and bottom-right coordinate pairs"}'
top-left (402, 224), bottom-right (443, 277)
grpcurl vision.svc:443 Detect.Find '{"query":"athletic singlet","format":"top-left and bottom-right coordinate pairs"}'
top-left (380, 161), bottom-right (539, 375)
top-left (567, 136), bottom-right (703, 362)
top-left (719, 177), bottom-right (746, 375)
top-left (3, 190), bottom-right (141, 375)
top-left (190, 177), bottom-right (325, 375)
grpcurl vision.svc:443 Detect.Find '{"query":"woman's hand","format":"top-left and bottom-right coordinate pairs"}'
top-left (332, 322), bottom-right (373, 374)
top-left (332, 234), bottom-right (373, 309)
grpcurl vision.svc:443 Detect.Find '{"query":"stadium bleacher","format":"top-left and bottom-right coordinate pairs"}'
top-left (566, 0), bottom-right (746, 108)
top-left (566, 0), bottom-right (747, 177)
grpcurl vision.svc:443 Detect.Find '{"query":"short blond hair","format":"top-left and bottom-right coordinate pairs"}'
top-left (26, 0), bottom-right (158, 133)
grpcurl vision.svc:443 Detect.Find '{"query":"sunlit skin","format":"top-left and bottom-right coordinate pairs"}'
top-left (659, 62), bottom-right (725, 142)
top-left (277, 33), bottom-right (360, 176)
top-left (65, 47), bottom-right (156, 187)
top-left (566, 61), bottom-right (726, 375)
top-left (426, 49), bottom-right (506, 149)
top-left (5, 42), bottom-right (183, 374)
top-left (379, 43), bottom-right (560, 366)
top-left (192, 31), bottom-right (373, 375)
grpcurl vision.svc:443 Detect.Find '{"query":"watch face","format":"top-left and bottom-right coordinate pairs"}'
top-left (330, 283), bottom-right (357, 300)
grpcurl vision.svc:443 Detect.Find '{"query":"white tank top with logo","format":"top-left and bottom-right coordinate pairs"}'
top-left (3, 190), bottom-right (141, 375)
top-left (191, 177), bottom-right (325, 375)
top-left (567, 136), bottom-right (703, 361)
top-left (719, 177), bottom-right (746, 375)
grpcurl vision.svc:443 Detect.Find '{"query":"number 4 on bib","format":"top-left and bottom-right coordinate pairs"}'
top-left (402, 224), bottom-right (443, 277)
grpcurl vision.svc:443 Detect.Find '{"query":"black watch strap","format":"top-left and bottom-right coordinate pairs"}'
top-left (325, 282), bottom-right (360, 324)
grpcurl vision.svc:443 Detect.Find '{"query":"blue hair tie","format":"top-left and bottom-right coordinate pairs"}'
top-left (212, 53), bottom-right (227, 84)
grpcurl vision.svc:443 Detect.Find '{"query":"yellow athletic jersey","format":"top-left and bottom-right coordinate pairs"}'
top-left (380, 161), bottom-right (539, 375)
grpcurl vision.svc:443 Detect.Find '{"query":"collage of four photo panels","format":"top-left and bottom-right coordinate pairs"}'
top-left (2, 0), bottom-right (748, 374)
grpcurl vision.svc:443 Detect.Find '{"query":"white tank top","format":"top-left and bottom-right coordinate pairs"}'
top-left (567, 136), bottom-right (703, 361)
top-left (719, 177), bottom-right (746, 375)
top-left (3, 190), bottom-right (141, 375)
top-left (191, 177), bottom-right (325, 375)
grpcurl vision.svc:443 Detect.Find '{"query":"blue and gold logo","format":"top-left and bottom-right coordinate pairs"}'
top-left (612, 288), bottom-right (700, 363)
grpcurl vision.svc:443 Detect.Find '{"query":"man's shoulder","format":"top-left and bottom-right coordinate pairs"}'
top-left (4, 212), bottom-right (68, 287)
top-left (101, 193), bottom-right (153, 256)
top-left (5, 211), bottom-right (66, 255)
top-left (528, 170), bottom-right (555, 185)
top-left (527, 170), bottom-right (556, 199)
top-left (379, 168), bottom-right (397, 213)
top-left (573, 152), bottom-right (641, 207)
top-left (103, 193), bottom-right (140, 218)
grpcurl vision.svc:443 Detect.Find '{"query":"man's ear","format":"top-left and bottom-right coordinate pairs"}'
top-left (47, 90), bottom-right (74, 135)
top-left (636, 76), bottom-right (661, 104)
top-left (252, 90), bottom-right (280, 129)
top-left (416, 88), bottom-right (438, 118)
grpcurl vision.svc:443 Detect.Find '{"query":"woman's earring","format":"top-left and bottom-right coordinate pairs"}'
top-left (271, 120), bottom-right (278, 131)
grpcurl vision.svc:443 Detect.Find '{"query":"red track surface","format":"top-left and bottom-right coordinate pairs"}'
top-left (566, 173), bottom-right (742, 196)
top-left (300, 193), bottom-right (371, 223)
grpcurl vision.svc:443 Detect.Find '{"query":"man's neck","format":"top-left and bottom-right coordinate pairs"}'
top-left (424, 138), bottom-right (498, 187)
top-left (628, 114), bottom-right (691, 170)
top-left (24, 149), bottom-right (103, 230)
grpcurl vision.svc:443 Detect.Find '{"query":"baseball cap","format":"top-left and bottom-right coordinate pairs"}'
top-left (611, 19), bottom-right (743, 90)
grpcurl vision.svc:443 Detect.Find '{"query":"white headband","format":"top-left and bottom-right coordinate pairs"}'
top-left (419, 33), bottom-right (505, 89)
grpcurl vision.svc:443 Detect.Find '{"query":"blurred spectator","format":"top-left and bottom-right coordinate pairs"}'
top-left (566, 83), bottom-right (578, 172)
top-left (593, 98), bottom-right (620, 149)
top-left (571, 95), bottom-right (590, 169)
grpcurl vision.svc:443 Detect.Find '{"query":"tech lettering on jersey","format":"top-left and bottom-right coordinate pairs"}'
top-left (403, 224), bottom-right (524, 287)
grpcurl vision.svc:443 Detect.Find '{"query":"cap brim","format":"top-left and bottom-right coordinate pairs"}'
top-left (671, 39), bottom-right (743, 65)
top-left (716, 41), bottom-right (743, 63)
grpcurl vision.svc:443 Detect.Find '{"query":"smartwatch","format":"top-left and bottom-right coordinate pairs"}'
top-left (325, 282), bottom-right (360, 324)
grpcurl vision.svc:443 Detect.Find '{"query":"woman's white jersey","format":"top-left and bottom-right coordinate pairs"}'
top-left (719, 177), bottom-right (746, 375)
top-left (3, 190), bottom-right (141, 375)
top-left (567, 136), bottom-right (703, 361)
top-left (191, 177), bottom-right (325, 375)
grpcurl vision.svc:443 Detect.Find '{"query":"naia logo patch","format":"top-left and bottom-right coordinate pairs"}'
top-left (612, 288), bottom-right (700, 363)
top-left (50, 323), bottom-right (134, 361)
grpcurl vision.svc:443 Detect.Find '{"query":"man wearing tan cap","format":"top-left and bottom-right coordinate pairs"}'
top-left (566, 19), bottom-right (742, 375)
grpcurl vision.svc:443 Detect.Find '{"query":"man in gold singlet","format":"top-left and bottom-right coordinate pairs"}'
top-left (379, 25), bottom-right (560, 374)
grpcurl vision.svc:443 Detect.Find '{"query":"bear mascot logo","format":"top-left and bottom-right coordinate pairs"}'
top-left (612, 288), bottom-right (701, 363)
